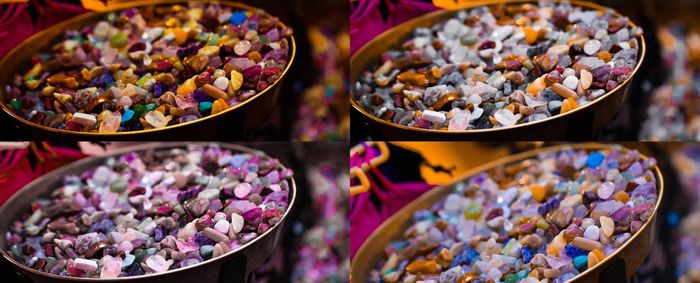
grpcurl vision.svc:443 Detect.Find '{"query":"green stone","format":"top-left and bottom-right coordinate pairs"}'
top-left (10, 98), bottom-right (22, 111)
top-left (133, 104), bottom-right (147, 118)
top-left (504, 273), bottom-right (519, 283)
top-left (10, 245), bottom-right (22, 259)
top-left (173, 61), bottom-right (185, 71)
top-left (110, 177), bottom-right (128, 193)
top-left (259, 35), bottom-right (270, 45)
top-left (145, 103), bottom-right (156, 112)
top-left (135, 73), bottom-right (152, 88)
top-left (110, 32), bottom-right (128, 48)
top-left (208, 34), bottom-right (220, 45)
top-left (133, 249), bottom-right (148, 263)
top-left (199, 101), bottom-right (213, 115)
top-left (464, 201), bottom-right (482, 220)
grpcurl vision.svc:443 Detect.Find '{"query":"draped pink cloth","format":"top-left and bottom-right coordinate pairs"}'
top-left (349, 145), bottom-right (434, 258)
top-left (0, 147), bottom-right (85, 205)
top-left (350, 0), bottom-right (437, 55)
top-left (0, 0), bottom-right (87, 59)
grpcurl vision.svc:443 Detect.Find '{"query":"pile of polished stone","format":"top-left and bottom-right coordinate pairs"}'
top-left (368, 147), bottom-right (658, 283)
top-left (671, 146), bottom-right (700, 282)
top-left (639, 26), bottom-right (700, 140)
top-left (5, 144), bottom-right (292, 278)
top-left (5, 3), bottom-right (292, 133)
top-left (354, 3), bottom-right (642, 131)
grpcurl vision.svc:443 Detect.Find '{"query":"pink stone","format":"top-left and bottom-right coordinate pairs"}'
top-left (145, 255), bottom-right (171, 273)
top-left (448, 110), bottom-right (470, 131)
top-left (117, 241), bottom-right (133, 253)
top-left (99, 256), bottom-right (122, 279)
top-left (265, 170), bottom-right (280, 184)
top-left (234, 183), bottom-right (252, 198)
top-left (73, 258), bottom-right (98, 272)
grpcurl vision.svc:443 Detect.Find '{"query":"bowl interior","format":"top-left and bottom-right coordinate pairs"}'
top-left (351, 143), bottom-right (664, 283)
top-left (0, 0), bottom-right (296, 137)
top-left (349, 0), bottom-right (646, 135)
top-left (0, 142), bottom-right (297, 281)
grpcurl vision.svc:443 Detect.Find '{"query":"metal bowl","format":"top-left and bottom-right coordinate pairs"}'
top-left (0, 0), bottom-right (296, 141)
top-left (350, 0), bottom-right (646, 140)
top-left (0, 142), bottom-right (297, 283)
top-left (350, 143), bottom-right (664, 283)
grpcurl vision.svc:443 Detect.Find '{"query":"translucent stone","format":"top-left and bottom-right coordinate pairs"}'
top-left (144, 111), bottom-right (167, 128)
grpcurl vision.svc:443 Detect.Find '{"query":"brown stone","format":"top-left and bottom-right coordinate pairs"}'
top-left (85, 240), bottom-right (110, 258)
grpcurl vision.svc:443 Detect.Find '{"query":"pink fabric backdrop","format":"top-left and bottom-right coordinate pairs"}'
top-left (350, 0), bottom-right (437, 55)
top-left (0, 0), bottom-right (87, 59)
top-left (349, 145), bottom-right (434, 258)
top-left (0, 147), bottom-right (85, 205)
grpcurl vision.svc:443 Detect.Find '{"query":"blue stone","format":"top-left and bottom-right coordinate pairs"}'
top-left (122, 254), bottom-right (135, 270)
top-left (121, 109), bottom-right (134, 125)
top-left (521, 246), bottom-right (533, 263)
top-left (586, 152), bottom-right (605, 168)
top-left (565, 244), bottom-right (587, 259)
top-left (200, 245), bottom-right (214, 259)
top-left (230, 11), bottom-right (247, 25)
top-left (668, 211), bottom-right (680, 227)
top-left (573, 255), bottom-right (588, 271)
top-left (230, 154), bottom-right (247, 167)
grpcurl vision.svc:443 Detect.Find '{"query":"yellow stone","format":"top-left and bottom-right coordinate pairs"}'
top-left (230, 70), bottom-right (243, 91)
top-left (23, 63), bottom-right (42, 81)
top-left (198, 45), bottom-right (220, 57)
top-left (177, 77), bottom-right (197, 97)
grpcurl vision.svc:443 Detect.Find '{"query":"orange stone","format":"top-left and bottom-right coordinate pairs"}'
top-left (527, 77), bottom-right (546, 95)
top-left (405, 259), bottom-right (441, 274)
top-left (547, 234), bottom-right (566, 255)
top-left (457, 272), bottom-right (480, 283)
top-left (47, 74), bottom-right (79, 89)
top-left (505, 103), bottom-right (516, 113)
top-left (396, 72), bottom-right (428, 87)
top-left (173, 28), bottom-right (188, 45)
top-left (523, 26), bottom-right (538, 45)
top-left (613, 191), bottom-right (630, 203)
top-left (435, 248), bottom-right (453, 268)
top-left (211, 98), bottom-right (229, 115)
top-left (560, 97), bottom-right (578, 114)
top-left (591, 248), bottom-right (606, 261)
top-left (530, 184), bottom-right (546, 202)
top-left (597, 51), bottom-right (612, 62)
